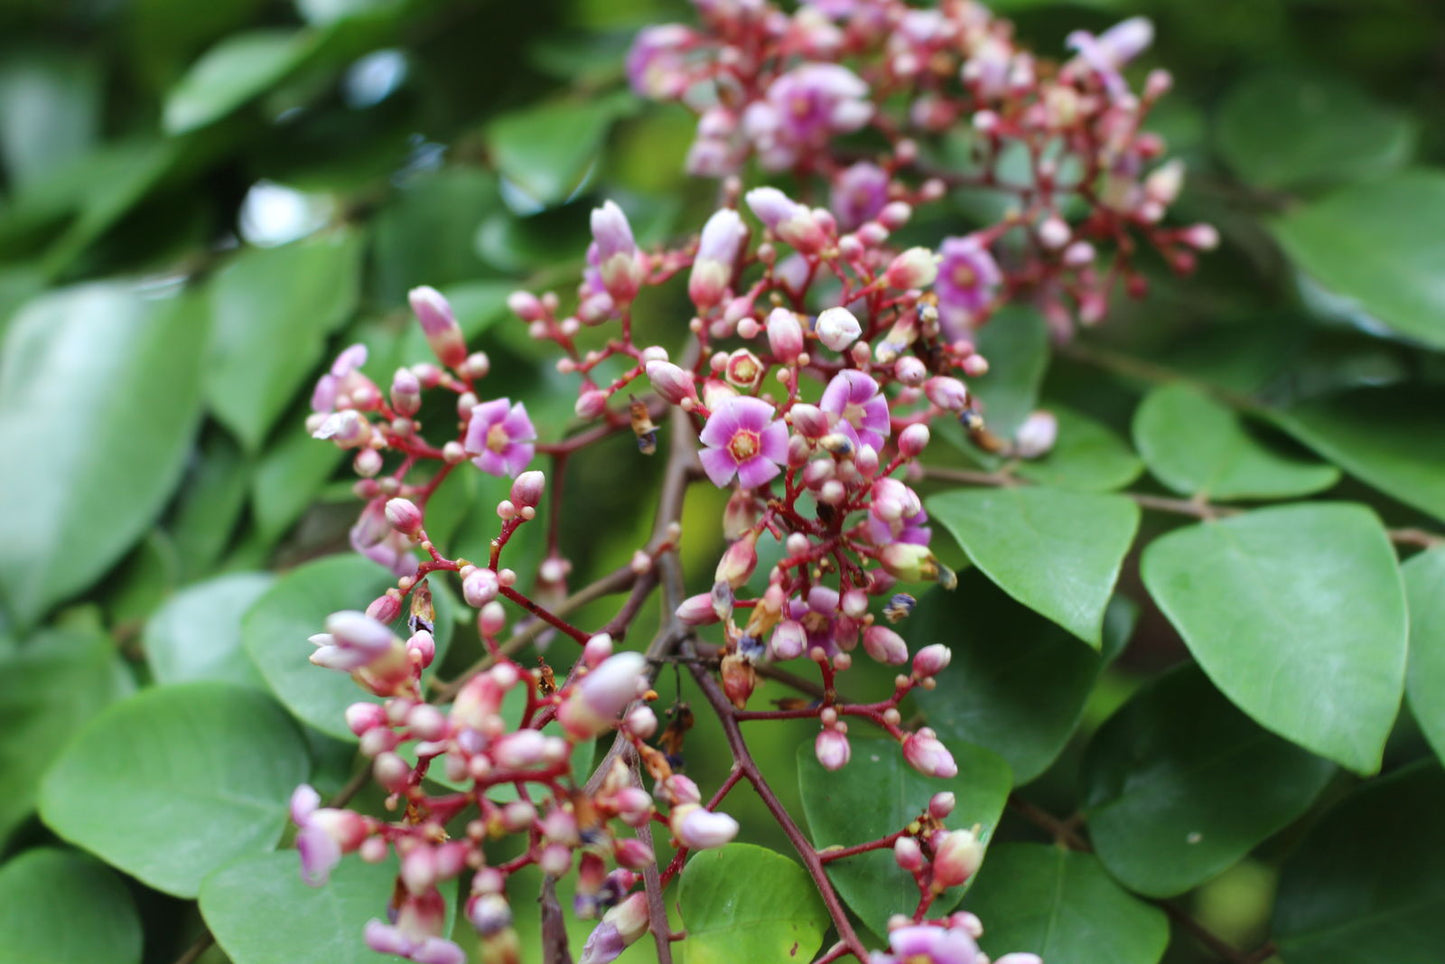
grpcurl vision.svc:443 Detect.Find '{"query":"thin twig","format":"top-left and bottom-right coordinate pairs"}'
top-left (172, 931), bottom-right (214, 964)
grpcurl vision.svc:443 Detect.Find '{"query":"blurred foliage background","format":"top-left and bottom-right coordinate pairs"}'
top-left (3, 0), bottom-right (1445, 962)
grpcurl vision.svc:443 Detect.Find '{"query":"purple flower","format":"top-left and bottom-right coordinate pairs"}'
top-left (870, 924), bottom-right (979, 964)
top-left (626, 24), bottom-right (694, 99)
top-left (290, 784), bottom-right (367, 886)
top-left (698, 396), bottom-right (789, 489)
top-left (1066, 16), bottom-right (1154, 100)
top-left (365, 889), bottom-right (462, 964)
top-left (787, 585), bottom-right (850, 656)
top-left (745, 63), bottom-right (872, 169)
top-left (350, 499), bottom-right (417, 577)
top-left (820, 370), bottom-right (890, 452)
top-left (464, 398), bottom-right (537, 477)
top-left (935, 235), bottom-right (1002, 336)
top-left (868, 478), bottom-right (931, 547)
top-left (831, 162), bottom-right (890, 231)
top-left (311, 343), bottom-right (369, 413)
top-left (309, 610), bottom-right (399, 672)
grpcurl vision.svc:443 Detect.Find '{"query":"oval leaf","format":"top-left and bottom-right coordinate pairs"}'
top-left (1141, 502), bottom-right (1407, 774)
top-left (243, 555), bottom-right (452, 740)
top-left (928, 487), bottom-right (1140, 647)
top-left (965, 844), bottom-right (1169, 964)
top-left (0, 283), bottom-right (206, 629)
top-left (486, 94), bottom-right (635, 208)
top-left (39, 681), bottom-right (310, 897)
top-left (205, 230), bottom-right (364, 452)
top-left (1273, 170), bottom-right (1445, 350)
top-left (1013, 405), bottom-right (1143, 492)
top-left (1274, 762), bottom-right (1445, 963)
top-left (0, 848), bottom-right (142, 964)
top-left (1082, 663), bottom-right (1334, 897)
top-left (796, 737), bottom-right (1011, 935)
top-left (1404, 547), bottom-right (1445, 767)
top-left (677, 843), bottom-right (827, 964)
top-left (1133, 384), bottom-right (1338, 500)
top-left (913, 575), bottom-right (1137, 782)
top-left (163, 29), bottom-right (321, 134)
top-left (144, 572), bottom-right (274, 687)
top-left (966, 305), bottom-right (1049, 440)
top-left (201, 851), bottom-right (400, 964)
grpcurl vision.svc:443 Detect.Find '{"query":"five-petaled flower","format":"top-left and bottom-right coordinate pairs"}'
top-left (465, 399), bottom-right (537, 478)
top-left (698, 396), bottom-right (789, 489)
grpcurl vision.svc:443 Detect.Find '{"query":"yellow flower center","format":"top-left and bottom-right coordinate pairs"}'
top-left (486, 423), bottom-right (510, 454)
top-left (951, 262), bottom-right (977, 289)
top-left (728, 430), bottom-right (760, 462)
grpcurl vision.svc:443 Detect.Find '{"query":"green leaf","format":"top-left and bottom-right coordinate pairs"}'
top-left (201, 851), bottom-right (399, 964)
top-left (1267, 388), bottom-right (1445, 522)
top-left (0, 284), bottom-right (206, 629)
top-left (965, 844), bottom-right (1169, 964)
top-left (250, 424), bottom-right (346, 542)
top-left (0, 848), bottom-right (142, 964)
top-left (1132, 384), bottom-right (1338, 500)
top-left (968, 306), bottom-right (1049, 439)
top-left (144, 572), bottom-right (274, 687)
top-left (1216, 69), bottom-right (1416, 190)
top-left (913, 576), bottom-right (1137, 782)
top-left (170, 432), bottom-right (252, 577)
top-left (1141, 503), bottom-right (1407, 774)
top-left (1404, 547), bottom-right (1445, 767)
top-left (1274, 762), bottom-right (1445, 963)
top-left (0, 627), bottom-right (131, 846)
top-left (39, 682), bottom-right (310, 897)
top-left (1081, 663), bottom-right (1334, 897)
top-left (487, 93), bottom-right (637, 209)
top-left (677, 844), bottom-right (828, 964)
top-left (1013, 405), bottom-right (1143, 492)
top-left (796, 737), bottom-right (1011, 935)
top-left (205, 230), bottom-right (364, 452)
top-left (370, 168), bottom-right (499, 306)
top-left (1273, 170), bottom-right (1445, 350)
top-left (243, 555), bottom-right (453, 740)
top-left (0, 52), bottom-right (102, 193)
top-left (163, 29), bottom-right (322, 134)
top-left (928, 487), bottom-right (1139, 647)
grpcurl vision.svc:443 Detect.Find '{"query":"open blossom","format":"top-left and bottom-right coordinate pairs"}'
top-left (935, 235), bottom-right (1002, 335)
top-left (311, 343), bottom-right (370, 413)
top-left (1065, 16), bottom-right (1154, 100)
top-left (626, 24), bottom-right (695, 99)
top-left (290, 785), bottom-right (369, 886)
top-left (820, 369), bottom-right (890, 451)
top-left (365, 889), bottom-right (464, 964)
top-left (743, 63), bottom-right (872, 170)
top-left (831, 161), bottom-right (890, 231)
top-left (464, 398), bottom-right (536, 477)
top-left (350, 498), bottom-right (417, 577)
top-left (870, 923), bottom-right (980, 964)
top-left (698, 396), bottom-right (789, 489)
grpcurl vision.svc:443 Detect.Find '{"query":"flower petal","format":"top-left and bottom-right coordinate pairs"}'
top-left (736, 456), bottom-right (781, 489)
top-left (698, 447), bottom-right (740, 488)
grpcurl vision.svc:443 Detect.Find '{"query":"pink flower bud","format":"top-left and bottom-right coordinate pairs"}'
top-left (676, 592), bottom-right (722, 626)
top-left (614, 838), bottom-right (655, 869)
top-left (913, 644), bottom-right (952, 678)
top-left (624, 705), bottom-right (658, 739)
top-left (508, 290), bottom-right (545, 322)
top-left (931, 828), bottom-right (984, 889)
top-left (346, 701), bottom-right (388, 736)
top-left (578, 893), bottom-right (649, 964)
top-left (815, 729), bottom-right (851, 771)
top-left (491, 730), bottom-right (549, 768)
top-left (863, 625), bottom-right (909, 665)
top-left (591, 201), bottom-right (644, 303)
top-left (510, 470), bottom-right (545, 508)
top-left (898, 423), bottom-right (930, 456)
top-left (689, 208), bottom-right (746, 308)
top-left (1038, 217), bottom-right (1071, 250)
top-left (924, 376), bottom-right (969, 411)
top-left (815, 306), bottom-right (861, 352)
top-left (463, 568), bottom-right (500, 608)
top-left (902, 728), bottom-right (957, 779)
top-left (929, 791), bottom-right (956, 819)
top-left (714, 532), bottom-right (759, 589)
top-left (645, 360), bottom-right (699, 406)
top-left (576, 389), bottom-right (609, 419)
top-left (894, 836), bottom-right (924, 872)
top-left (789, 403), bottom-right (830, 439)
top-left (390, 368), bottom-right (422, 416)
top-left (558, 652), bottom-right (646, 740)
top-left (663, 774), bottom-right (701, 806)
top-left (406, 630), bottom-right (435, 668)
top-left (766, 307), bottom-right (805, 362)
top-left (583, 633), bottom-right (613, 667)
top-left (365, 593), bottom-right (401, 624)
top-left (409, 286), bottom-right (468, 369)
top-left (671, 805), bottom-right (739, 850)
top-left (1181, 223), bottom-right (1220, 251)
top-left (385, 498), bottom-right (423, 536)
top-left (1014, 410), bottom-right (1059, 459)
top-left (770, 620), bottom-right (807, 661)
top-left (885, 247), bottom-right (939, 289)
top-left (467, 893), bottom-right (512, 936)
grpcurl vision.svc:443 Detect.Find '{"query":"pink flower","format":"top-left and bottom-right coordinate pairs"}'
top-left (870, 923), bottom-right (979, 964)
top-left (1066, 16), bottom-right (1154, 100)
top-left (744, 63), bottom-right (872, 170)
top-left (627, 24), bottom-right (695, 99)
top-left (698, 396), bottom-right (789, 489)
top-left (820, 370), bottom-right (890, 452)
top-left (831, 162), bottom-right (890, 231)
top-left (464, 398), bottom-right (537, 477)
top-left (350, 499), bottom-right (417, 577)
top-left (311, 343), bottom-right (370, 413)
top-left (290, 785), bottom-right (367, 886)
top-left (935, 235), bottom-right (1001, 336)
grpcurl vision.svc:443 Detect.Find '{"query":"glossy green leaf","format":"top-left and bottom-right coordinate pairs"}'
top-left (170, 432), bottom-right (252, 576)
top-left (913, 575), bottom-right (1137, 782)
top-left (144, 572), bottom-right (274, 687)
top-left (205, 230), bottom-right (364, 452)
top-left (928, 487), bottom-right (1139, 647)
top-left (39, 682), bottom-right (309, 897)
top-left (797, 738), bottom-right (1011, 935)
top-left (163, 29), bottom-right (322, 134)
top-left (103, 532), bottom-right (179, 627)
top-left (1274, 762), bottom-right (1445, 963)
top-left (1216, 69), bottom-right (1415, 189)
top-left (0, 52), bottom-right (102, 193)
top-left (370, 169), bottom-right (498, 305)
top-left (965, 844), bottom-right (1169, 964)
top-left (1013, 405), bottom-right (1143, 492)
top-left (0, 627), bottom-right (131, 846)
top-left (250, 424), bottom-right (346, 541)
top-left (1141, 503), bottom-right (1407, 774)
top-left (1082, 663), bottom-right (1334, 897)
top-left (0, 284), bottom-right (206, 630)
top-left (486, 93), bottom-right (635, 208)
top-left (1273, 170), bottom-right (1445, 350)
top-left (243, 555), bottom-right (452, 740)
top-left (201, 851), bottom-right (399, 964)
top-left (1267, 388), bottom-right (1445, 522)
top-left (968, 306), bottom-right (1049, 439)
top-left (1133, 384), bottom-right (1338, 499)
top-left (677, 844), bottom-right (828, 964)
top-left (1404, 547), bottom-right (1445, 767)
top-left (0, 848), bottom-right (142, 964)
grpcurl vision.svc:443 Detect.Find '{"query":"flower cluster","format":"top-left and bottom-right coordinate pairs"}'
top-left (291, 1), bottom-right (1208, 961)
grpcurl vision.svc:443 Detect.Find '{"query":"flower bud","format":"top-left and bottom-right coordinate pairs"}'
top-left (409, 286), bottom-right (468, 369)
top-left (924, 376), bottom-right (969, 411)
top-left (885, 247), bottom-right (939, 289)
top-left (880, 543), bottom-right (941, 583)
top-left (815, 306), bottom-right (862, 352)
top-left (578, 893), bottom-right (650, 964)
top-left (929, 791), bottom-right (956, 819)
top-left (913, 644), bottom-right (952, 678)
top-left (720, 652), bottom-right (757, 709)
top-left (463, 568), bottom-right (500, 608)
top-left (576, 389), bottom-right (609, 419)
top-left (591, 201), bottom-right (644, 303)
top-left (468, 893), bottom-right (513, 937)
top-left (390, 368), bottom-right (422, 416)
top-left (766, 308), bottom-right (805, 362)
top-left (645, 360), bottom-right (699, 406)
top-left (863, 625), bottom-right (909, 665)
top-left (1014, 410), bottom-right (1058, 459)
top-left (898, 423), bottom-right (930, 457)
top-left (815, 729), bottom-right (851, 771)
top-left (385, 498), bottom-right (424, 537)
top-left (366, 593), bottom-right (402, 624)
top-left (676, 592), bottom-right (722, 626)
top-left (931, 828), bottom-right (984, 889)
top-left (510, 470), bottom-right (545, 509)
top-left (671, 805), bottom-right (740, 850)
top-left (558, 652), bottom-right (646, 740)
top-left (507, 290), bottom-right (545, 322)
top-left (894, 836), bottom-right (924, 872)
top-left (902, 728), bottom-right (958, 779)
top-left (789, 403), bottom-right (830, 439)
top-left (714, 532), bottom-right (759, 589)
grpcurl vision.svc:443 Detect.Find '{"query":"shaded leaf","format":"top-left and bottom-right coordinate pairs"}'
top-left (1404, 547), bottom-right (1445, 767)
top-left (1082, 663), bottom-right (1334, 897)
top-left (39, 682), bottom-right (310, 897)
top-left (1141, 503), bottom-right (1407, 774)
top-left (487, 94), bottom-right (636, 208)
top-left (0, 848), bottom-right (142, 964)
top-left (144, 572), bottom-right (274, 687)
top-left (250, 423), bottom-right (346, 542)
top-left (0, 52), bottom-right (102, 193)
top-left (678, 844), bottom-right (828, 964)
top-left (928, 487), bottom-right (1139, 647)
top-left (164, 29), bottom-right (322, 134)
top-left (797, 737), bottom-right (1011, 935)
top-left (968, 305), bottom-right (1049, 439)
